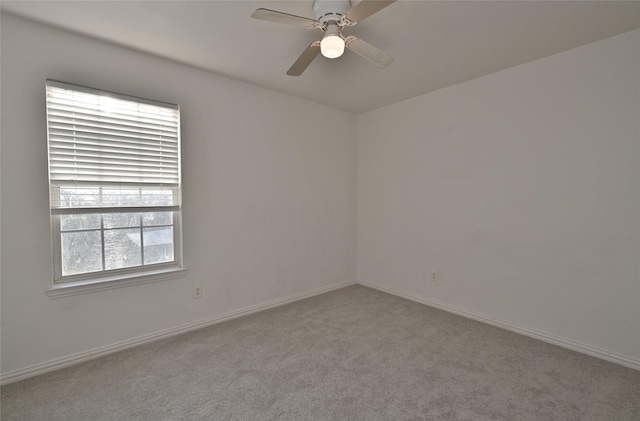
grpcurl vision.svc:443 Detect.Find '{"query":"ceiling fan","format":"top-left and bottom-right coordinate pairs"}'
top-left (251, 0), bottom-right (397, 76)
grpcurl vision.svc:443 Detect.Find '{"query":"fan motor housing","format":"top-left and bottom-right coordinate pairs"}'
top-left (313, 0), bottom-right (350, 24)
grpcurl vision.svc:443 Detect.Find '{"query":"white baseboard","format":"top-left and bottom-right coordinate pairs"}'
top-left (358, 280), bottom-right (640, 371)
top-left (1, 279), bottom-right (356, 385)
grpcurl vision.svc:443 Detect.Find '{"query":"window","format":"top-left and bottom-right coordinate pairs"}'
top-left (46, 80), bottom-right (182, 285)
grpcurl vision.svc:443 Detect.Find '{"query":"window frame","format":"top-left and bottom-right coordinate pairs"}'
top-left (45, 80), bottom-right (185, 291)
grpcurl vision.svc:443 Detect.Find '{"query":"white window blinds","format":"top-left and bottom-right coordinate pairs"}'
top-left (46, 80), bottom-right (181, 214)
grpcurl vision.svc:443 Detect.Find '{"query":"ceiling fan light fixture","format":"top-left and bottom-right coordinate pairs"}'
top-left (321, 33), bottom-right (345, 59)
top-left (251, 0), bottom-right (397, 75)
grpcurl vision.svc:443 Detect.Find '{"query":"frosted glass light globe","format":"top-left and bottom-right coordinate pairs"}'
top-left (321, 34), bottom-right (345, 59)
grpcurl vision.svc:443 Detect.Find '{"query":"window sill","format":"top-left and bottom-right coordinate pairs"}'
top-left (45, 267), bottom-right (188, 299)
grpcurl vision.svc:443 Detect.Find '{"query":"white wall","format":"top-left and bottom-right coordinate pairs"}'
top-left (357, 30), bottom-right (640, 365)
top-left (0, 14), bottom-right (356, 378)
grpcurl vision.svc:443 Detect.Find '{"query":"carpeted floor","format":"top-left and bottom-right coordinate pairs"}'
top-left (2, 285), bottom-right (639, 420)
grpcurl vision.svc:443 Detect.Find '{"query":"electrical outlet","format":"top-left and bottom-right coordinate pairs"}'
top-left (193, 285), bottom-right (202, 298)
top-left (431, 272), bottom-right (438, 282)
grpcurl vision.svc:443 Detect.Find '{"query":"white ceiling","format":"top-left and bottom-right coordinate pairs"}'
top-left (2, 1), bottom-right (639, 113)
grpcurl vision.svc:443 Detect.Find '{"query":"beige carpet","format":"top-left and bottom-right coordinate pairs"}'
top-left (2, 285), bottom-right (639, 420)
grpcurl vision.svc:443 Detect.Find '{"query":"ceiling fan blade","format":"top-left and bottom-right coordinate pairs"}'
top-left (344, 36), bottom-right (393, 68)
top-left (287, 41), bottom-right (322, 76)
top-left (251, 8), bottom-right (319, 28)
top-left (345, 0), bottom-right (396, 24)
